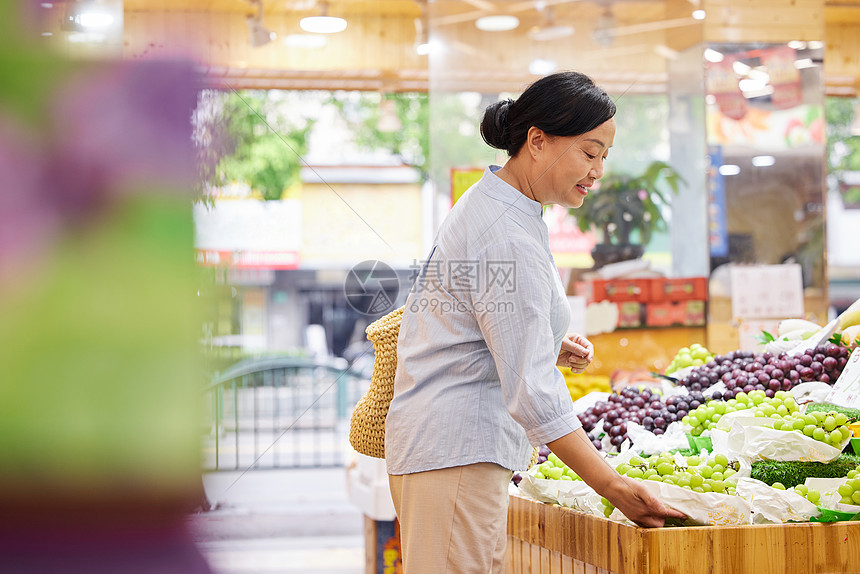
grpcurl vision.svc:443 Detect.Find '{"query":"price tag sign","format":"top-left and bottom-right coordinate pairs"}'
top-left (729, 264), bottom-right (804, 319)
top-left (826, 347), bottom-right (860, 409)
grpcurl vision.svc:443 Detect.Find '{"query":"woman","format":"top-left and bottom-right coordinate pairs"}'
top-left (385, 71), bottom-right (684, 573)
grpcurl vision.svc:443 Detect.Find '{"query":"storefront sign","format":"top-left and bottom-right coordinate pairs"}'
top-left (729, 264), bottom-right (804, 319)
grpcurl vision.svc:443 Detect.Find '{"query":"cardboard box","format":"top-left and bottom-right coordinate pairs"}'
top-left (646, 301), bottom-right (706, 327)
top-left (616, 301), bottom-right (644, 328)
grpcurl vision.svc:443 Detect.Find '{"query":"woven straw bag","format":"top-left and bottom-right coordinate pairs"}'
top-left (348, 304), bottom-right (540, 467)
top-left (349, 306), bottom-right (404, 459)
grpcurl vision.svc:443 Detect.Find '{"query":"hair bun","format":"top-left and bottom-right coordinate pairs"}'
top-left (480, 98), bottom-right (514, 153)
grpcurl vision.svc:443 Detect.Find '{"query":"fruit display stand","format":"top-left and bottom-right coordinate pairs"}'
top-left (506, 494), bottom-right (860, 574)
top-left (583, 327), bottom-right (706, 377)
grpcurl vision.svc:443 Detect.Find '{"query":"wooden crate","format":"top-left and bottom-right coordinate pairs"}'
top-left (506, 495), bottom-right (860, 574)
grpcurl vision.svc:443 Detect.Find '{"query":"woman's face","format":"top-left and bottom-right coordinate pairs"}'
top-left (532, 118), bottom-right (616, 209)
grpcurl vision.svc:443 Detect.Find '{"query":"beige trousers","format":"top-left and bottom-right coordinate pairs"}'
top-left (388, 462), bottom-right (513, 574)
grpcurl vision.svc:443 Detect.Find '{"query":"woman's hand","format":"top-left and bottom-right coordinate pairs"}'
top-left (557, 333), bottom-right (594, 373)
top-left (602, 475), bottom-right (687, 528)
top-left (547, 431), bottom-right (686, 529)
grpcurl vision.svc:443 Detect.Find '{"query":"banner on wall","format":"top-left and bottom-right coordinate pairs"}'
top-left (763, 45), bottom-right (803, 109)
top-left (706, 55), bottom-right (747, 121)
top-left (707, 145), bottom-right (729, 258)
top-left (451, 168), bottom-right (484, 205)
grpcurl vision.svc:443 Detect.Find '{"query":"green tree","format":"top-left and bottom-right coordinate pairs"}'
top-left (194, 90), bottom-right (313, 201)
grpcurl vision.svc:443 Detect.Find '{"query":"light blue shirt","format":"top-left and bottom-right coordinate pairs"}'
top-left (385, 166), bottom-right (581, 475)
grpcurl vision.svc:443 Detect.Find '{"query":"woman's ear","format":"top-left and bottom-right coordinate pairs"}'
top-left (526, 126), bottom-right (545, 160)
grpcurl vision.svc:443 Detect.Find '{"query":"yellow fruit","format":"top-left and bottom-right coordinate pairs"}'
top-left (841, 324), bottom-right (860, 346)
top-left (838, 298), bottom-right (860, 330)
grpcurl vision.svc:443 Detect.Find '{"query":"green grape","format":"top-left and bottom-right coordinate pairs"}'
top-left (806, 489), bottom-right (821, 504)
top-left (626, 468), bottom-right (644, 479)
top-left (560, 475), bottom-right (573, 481)
top-left (824, 416), bottom-right (837, 432)
top-left (535, 471), bottom-right (546, 479)
top-left (711, 480), bottom-right (725, 493)
top-left (794, 484), bottom-right (808, 496)
top-left (711, 471), bottom-right (724, 482)
top-left (813, 428), bottom-right (826, 442)
top-left (657, 462), bottom-right (675, 476)
top-left (616, 463), bottom-right (632, 475)
top-left (690, 474), bottom-right (704, 488)
top-left (647, 474), bottom-right (663, 482)
top-left (835, 413), bottom-right (849, 426)
top-left (699, 465), bottom-right (713, 478)
top-left (714, 453), bottom-right (729, 467)
top-left (841, 497), bottom-right (854, 505)
top-left (852, 491), bottom-right (860, 504)
top-left (803, 425), bottom-right (817, 437)
top-left (772, 482), bottom-right (786, 490)
top-left (629, 456), bottom-right (644, 466)
top-left (838, 483), bottom-right (854, 498)
top-left (687, 456), bottom-right (701, 466)
top-left (547, 466), bottom-right (564, 480)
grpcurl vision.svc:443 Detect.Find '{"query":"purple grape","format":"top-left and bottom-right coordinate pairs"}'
top-left (820, 374), bottom-right (831, 384)
top-left (592, 439), bottom-right (602, 450)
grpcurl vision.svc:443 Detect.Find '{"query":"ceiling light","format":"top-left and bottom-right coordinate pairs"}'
top-left (300, 2), bottom-right (347, 34)
top-left (692, 9), bottom-right (706, 20)
top-left (732, 60), bottom-right (751, 75)
top-left (752, 155), bottom-right (776, 167)
top-left (475, 15), bottom-right (520, 32)
top-left (739, 78), bottom-right (768, 92)
top-left (788, 40), bottom-right (807, 50)
top-left (807, 41), bottom-right (824, 49)
top-left (529, 59), bottom-right (557, 75)
top-left (416, 42), bottom-right (431, 55)
top-left (704, 48), bottom-right (724, 63)
top-left (300, 15), bottom-right (347, 33)
top-left (719, 165), bottom-right (741, 176)
top-left (78, 11), bottom-right (113, 28)
top-left (529, 24), bottom-right (574, 41)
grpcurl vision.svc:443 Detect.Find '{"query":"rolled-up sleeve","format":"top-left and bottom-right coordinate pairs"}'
top-left (472, 240), bottom-right (581, 446)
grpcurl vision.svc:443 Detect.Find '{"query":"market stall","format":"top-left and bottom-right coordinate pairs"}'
top-left (507, 297), bottom-right (860, 574)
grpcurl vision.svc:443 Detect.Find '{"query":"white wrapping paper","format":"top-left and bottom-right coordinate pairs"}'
top-left (725, 419), bottom-right (846, 463)
top-left (639, 480), bottom-right (752, 526)
top-left (624, 421), bottom-right (689, 455)
top-left (735, 478), bottom-right (821, 523)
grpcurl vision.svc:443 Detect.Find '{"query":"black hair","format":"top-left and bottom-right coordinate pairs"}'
top-left (480, 71), bottom-right (616, 157)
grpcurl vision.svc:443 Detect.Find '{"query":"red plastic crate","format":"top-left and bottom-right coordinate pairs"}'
top-left (650, 277), bottom-right (708, 302)
top-left (592, 278), bottom-right (651, 303)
